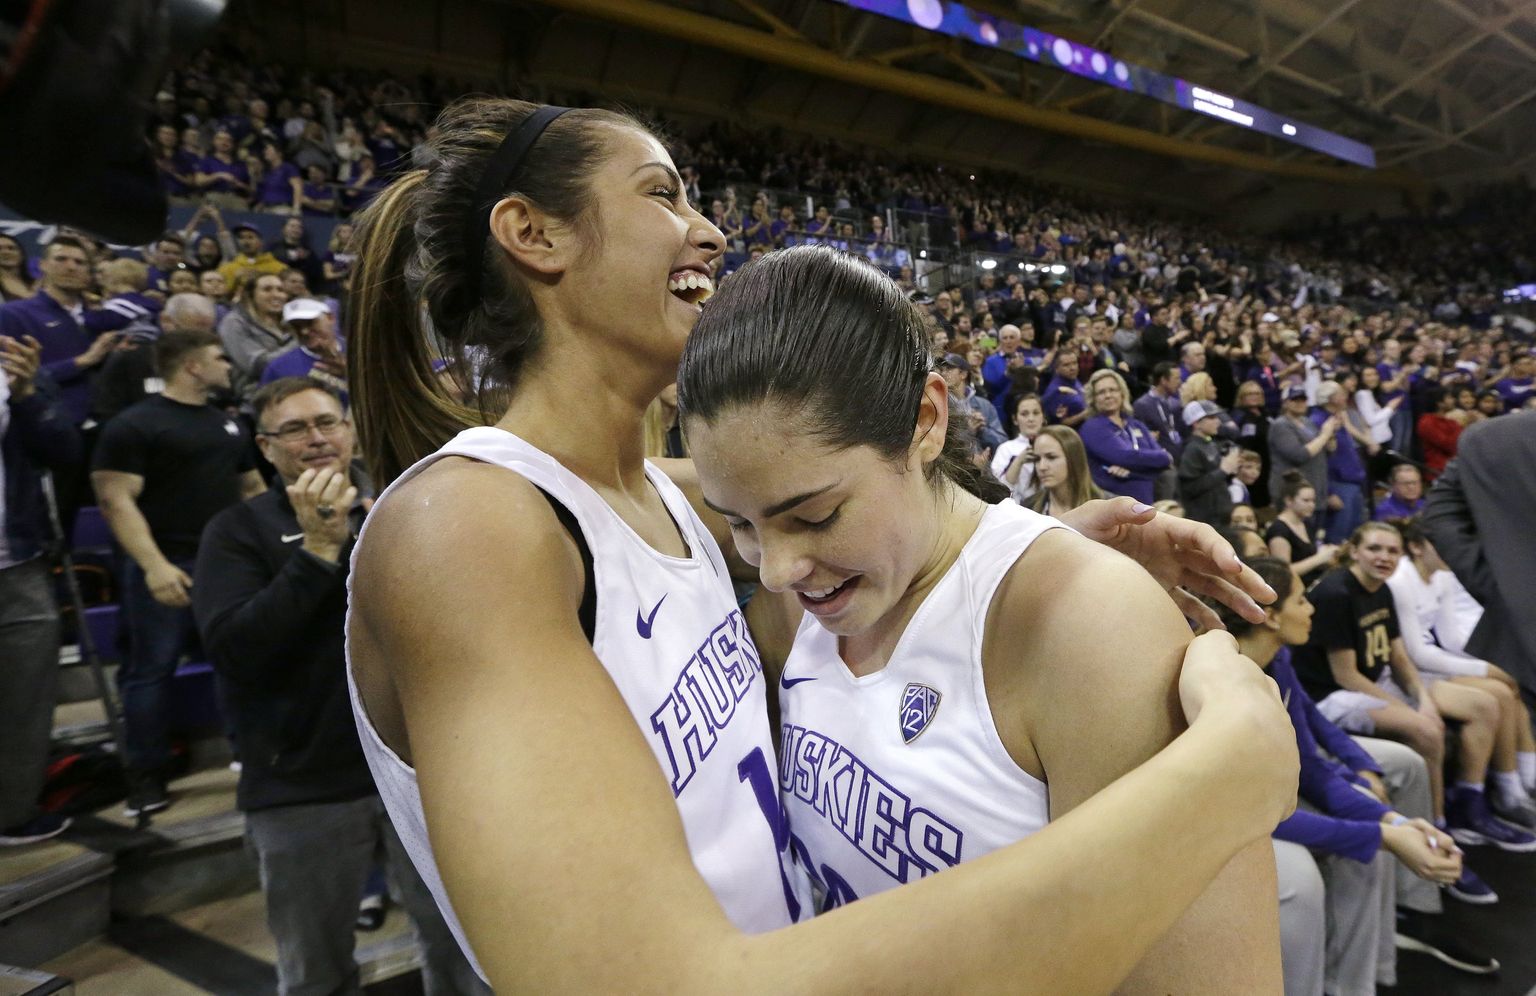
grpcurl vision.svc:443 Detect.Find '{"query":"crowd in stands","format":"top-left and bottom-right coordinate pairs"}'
top-left (0, 45), bottom-right (1533, 996)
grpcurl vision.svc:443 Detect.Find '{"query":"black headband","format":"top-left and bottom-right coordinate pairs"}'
top-left (462, 105), bottom-right (572, 298)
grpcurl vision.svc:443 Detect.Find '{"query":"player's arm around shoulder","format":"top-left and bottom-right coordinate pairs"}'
top-left (985, 527), bottom-right (1284, 995)
top-left (348, 458), bottom-right (750, 993)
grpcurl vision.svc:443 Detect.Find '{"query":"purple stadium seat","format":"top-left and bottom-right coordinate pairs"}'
top-left (73, 507), bottom-right (113, 552)
top-left (82, 604), bottom-right (121, 662)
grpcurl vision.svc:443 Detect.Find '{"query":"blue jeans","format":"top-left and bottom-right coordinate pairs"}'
top-left (117, 557), bottom-right (200, 775)
top-left (1327, 481), bottom-right (1367, 544)
top-left (1388, 406), bottom-right (1413, 455)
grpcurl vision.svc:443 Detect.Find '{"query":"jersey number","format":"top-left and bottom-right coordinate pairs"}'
top-left (738, 747), bottom-right (859, 919)
top-left (1365, 624), bottom-right (1391, 671)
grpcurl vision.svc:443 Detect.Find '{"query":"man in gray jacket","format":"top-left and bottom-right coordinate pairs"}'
top-left (1269, 385), bottom-right (1338, 528)
top-left (1424, 411), bottom-right (1536, 697)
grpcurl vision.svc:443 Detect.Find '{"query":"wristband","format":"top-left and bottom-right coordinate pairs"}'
top-left (1389, 815), bottom-right (1409, 827)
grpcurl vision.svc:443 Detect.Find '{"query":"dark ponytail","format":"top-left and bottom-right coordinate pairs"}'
top-left (1204, 556), bottom-right (1295, 637)
top-left (346, 98), bottom-right (654, 486)
top-left (677, 245), bottom-right (1008, 503)
top-left (1278, 469), bottom-right (1313, 507)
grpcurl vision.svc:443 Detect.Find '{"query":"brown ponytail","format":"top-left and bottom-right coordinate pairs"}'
top-left (344, 98), bottom-right (656, 487)
top-left (347, 171), bottom-right (484, 486)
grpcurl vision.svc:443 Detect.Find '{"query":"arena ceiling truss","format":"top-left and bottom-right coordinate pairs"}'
top-left (247, 0), bottom-right (1536, 216)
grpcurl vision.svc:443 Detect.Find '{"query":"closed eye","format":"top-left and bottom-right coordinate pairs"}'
top-left (800, 508), bottom-right (841, 531)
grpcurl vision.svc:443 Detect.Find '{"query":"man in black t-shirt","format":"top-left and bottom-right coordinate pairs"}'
top-left (1293, 522), bottom-right (1533, 849)
top-left (90, 293), bottom-right (220, 424)
top-left (92, 329), bottom-right (265, 816)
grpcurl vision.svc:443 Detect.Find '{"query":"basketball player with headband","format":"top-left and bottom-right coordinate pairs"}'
top-left (344, 101), bottom-right (1298, 992)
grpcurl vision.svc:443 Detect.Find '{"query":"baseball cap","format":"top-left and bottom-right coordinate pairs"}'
top-left (282, 298), bottom-right (329, 324)
top-left (231, 222), bottom-right (261, 237)
top-left (976, 336), bottom-right (998, 350)
top-left (1282, 384), bottom-right (1308, 401)
top-left (939, 353), bottom-right (971, 373)
top-left (1261, 311), bottom-right (1280, 323)
top-left (1182, 400), bottom-right (1224, 426)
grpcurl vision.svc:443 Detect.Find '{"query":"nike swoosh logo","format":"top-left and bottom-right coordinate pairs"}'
top-left (636, 594), bottom-right (667, 639)
top-left (780, 675), bottom-right (817, 690)
top-left (281, 533), bottom-right (304, 543)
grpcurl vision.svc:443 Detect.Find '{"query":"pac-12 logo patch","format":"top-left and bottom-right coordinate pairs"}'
top-left (899, 683), bottom-right (941, 744)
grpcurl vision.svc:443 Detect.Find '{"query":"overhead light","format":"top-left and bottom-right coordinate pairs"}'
top-left (1017, 262), bottom-right (1026, 269)
top-left (918, 249), bottom-right (928, 258)
top-left (1025, 263), bottom-right (1037, 272)
top-left (1051, 264), bottom-right (1067, 274)
top-left (980, 258), bottom-right (998, 270)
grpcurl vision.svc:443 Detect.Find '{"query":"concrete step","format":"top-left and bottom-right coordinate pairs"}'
top-left (0, 769), bottom-right (254, 969)
top-left (0, 844), bottom-right (113, 969)
top-left (0, 963), bottom-right (74, 995)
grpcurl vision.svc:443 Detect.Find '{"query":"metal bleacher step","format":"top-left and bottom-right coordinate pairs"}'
top-left (0, 963), bottom-right (74, 995)
top-left (0, 768), bottom-right (256, 970)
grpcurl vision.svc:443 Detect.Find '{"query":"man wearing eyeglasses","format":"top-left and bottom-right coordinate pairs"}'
top-left (92, 329), bottom-right (266, 817)
top-left (191, 377), bottom-right (483, 996)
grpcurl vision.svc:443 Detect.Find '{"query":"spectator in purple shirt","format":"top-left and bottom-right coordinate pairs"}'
top-left (253, 144), bottom-right (302, 213)
top-left (196, 130), bottom-right (252, 210)
top-left (153, 125), bottom-right (196, 202)
top-left (1131, 362), bottom-right (1185, 459)
top-left (1212, 557), bottom-right (1493, 992)
top-left (1376, 338), bottom-right (1418, 453)
top-left (175, 127), bottom-right (205, 186)
top-left (1494, 353), bottom-right (1535, 412)
top-left (1040, 350), bottom-right (1088, 427)
top-left (1373, 463), bottom-right (1426, 521)
top-left (0, 236), bottom-right (116, 426)
top-left (143, 234), bottom-right (187, 294)
top-left (1313, 382), bottom-right (1369, 543)
top-left (297, 165), bottom-right (338, 217)
top-left (259, 299), bottom-right (348, 406)
top-left (769, 205), bottom-right (797, 247)
top-left (1079, 369), bottom-right (1170, 505)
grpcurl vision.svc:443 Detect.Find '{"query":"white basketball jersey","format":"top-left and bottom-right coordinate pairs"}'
top-left (778, 500), bottom-right (1059, 910)
top-left (347, 428), bottom-right (808, 978)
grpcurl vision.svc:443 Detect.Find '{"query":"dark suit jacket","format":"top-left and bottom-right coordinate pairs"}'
top-left (1423, 411), bottom-right (1536, 694)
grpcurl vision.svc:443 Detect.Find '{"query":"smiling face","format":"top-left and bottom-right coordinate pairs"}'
top-left (524, 129), bottom-right (723, 379)
top-left (251, 274), bottom-right (288, 318)
top-left (686, 400), bottom-right (946, 639)
top-left (256, 387), bottom-right (354, 484)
